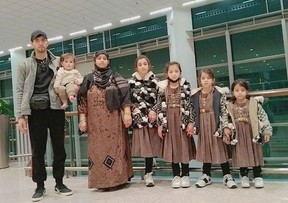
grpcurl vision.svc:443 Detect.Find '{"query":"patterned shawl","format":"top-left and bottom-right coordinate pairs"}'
top-left (129, 71), bottom-right (158, 128)
top-left (156, 78), bottom-right (195, 133)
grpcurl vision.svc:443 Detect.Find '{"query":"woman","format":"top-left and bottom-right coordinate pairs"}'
top-left (78, 50), bottom-right (133, 190)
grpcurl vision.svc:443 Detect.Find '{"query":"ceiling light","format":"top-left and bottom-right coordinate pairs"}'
top-left (8, 46), bottom-right (23, 52)
top-left (150, 7), bottom-right (172, 15)
top-left (48, 36), bottom-right (63, 42)
top-left (137, 26), bottom-right (147, 30)
top-left (243, 0), bottom-right (254, 4)
top-left (69, 30), bottom-right (87, 36)
top-left (183, 0), bottom-right (206, 7)
top-left (120, 15), bottom-right (140, 23)
top-left (93, 23), bottom-right (112, 30)
top-left (195, 11), bottom-right (207, 16)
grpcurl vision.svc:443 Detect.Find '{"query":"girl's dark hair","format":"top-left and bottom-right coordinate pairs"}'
top-left (134, 55), bottom-right (152, 72)
top-left (164, 61), bottom-right (182, 75)
top-left (231, 79), bottom-right (251, 102)
top-left (198, 68), bottom-right (215, 86)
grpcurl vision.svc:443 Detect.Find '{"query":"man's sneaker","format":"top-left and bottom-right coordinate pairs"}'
top-left (55, 184), bottom-right (73, 196)
top-left (241, 176), bottom-right (250, 188)
top-left (172, 176), bottom-right (181, 188)
top-left (254, 177), bottom-right (264, 188)
top-left (31, 187), bottom-right (46, 202)
top-left (195, 174), bottom-right (212, 188)
top-left (180, 176), bottom-right (191, 188)
top-left (223, 174), bottom-right (237, 189)
top-left (144, 172), bottom-right (155, 187)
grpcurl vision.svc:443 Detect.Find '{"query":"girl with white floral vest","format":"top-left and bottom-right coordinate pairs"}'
top-left (129, 55), bottom-right (162, 187)
top-left (191, 68), bottom-right (237, 189)
top-left (223, 79), bottom-right (272, 189)
top-left (156, 61), bottom-right (196, 189)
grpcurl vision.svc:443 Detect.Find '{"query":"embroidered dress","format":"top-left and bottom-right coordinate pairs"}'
top-left (129, 72), bottom-right (161, 157)
top-left (196, 92), bottom-right (229, 163)
top-left (162, 86), bottom-right (196, 163)
top-left (231, 101), bottom-right (264, 167)
top-left (78, 85), bottom-right (133, 189)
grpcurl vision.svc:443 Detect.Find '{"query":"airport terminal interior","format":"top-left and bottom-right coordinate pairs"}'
top-left (0, 0), bottom-right (288, 202)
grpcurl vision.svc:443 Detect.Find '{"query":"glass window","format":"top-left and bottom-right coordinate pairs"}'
top-left (262, 95), bottom-right (288, 157)
top-left (0, 79), bottom-right (12, 97)
top-left (48, 42), bottom-right (63, 56)
top-left (267, 0), bottom-right (281, 12)
top-left (104, 31), bottom-right (111, 49)
top-left (195, 36), bottom-right (227, 67)
top-left (233, 57), bottom-right (287, 91)
top-left (197, 66), bottom-right (229, 88)
top-left (144, 48), bottom-right (170, 76)
top-left (89, 33), bottom-right (104, 53)
top-left (110, 16), bottom-right (167, 47)
top-left (63, 40), bottom-right (73, 54)
top-left (231, 25), bottom-right (284, 61)
top-left (0, 55), bottom-right (11, 71)
top-left (284, 0), bottom-right (288, 9)
top-left (74, 37), bottom-right (88, 56)
top-left (110, 54), bottom-right (137, 79)
top-left (192, 0), bottom-right (268, 29)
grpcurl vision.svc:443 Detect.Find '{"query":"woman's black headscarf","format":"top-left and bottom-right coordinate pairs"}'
top-left (78, 50), bottom-right (125, 112)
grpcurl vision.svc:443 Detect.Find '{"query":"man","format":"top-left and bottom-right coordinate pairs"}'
top-left (16, 30), bottom-right (73, 202)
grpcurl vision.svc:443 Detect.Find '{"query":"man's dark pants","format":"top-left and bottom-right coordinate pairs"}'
top-left (28, 109), bottom-right (66, 184)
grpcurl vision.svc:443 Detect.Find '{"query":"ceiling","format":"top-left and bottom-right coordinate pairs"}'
top-left (0, 0), bottom-right (221, 56)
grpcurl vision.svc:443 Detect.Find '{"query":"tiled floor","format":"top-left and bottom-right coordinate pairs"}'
top-left (1, 162), bottom-right (288, 203)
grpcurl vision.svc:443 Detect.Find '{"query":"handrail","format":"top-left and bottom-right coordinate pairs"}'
top-left (248, 88), bottom-right (288, 97)
top-left (8, 87), bottom-right (288, 123)
top-left (9, 87), bottom-right (288, 176)
top-left (64, 87), bottom-right (288, 118)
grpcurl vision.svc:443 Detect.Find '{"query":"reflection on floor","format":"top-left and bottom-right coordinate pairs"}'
top-left (1, 162), bottom-right (287, 203)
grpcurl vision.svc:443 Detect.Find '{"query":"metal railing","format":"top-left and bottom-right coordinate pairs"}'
top-left (10, 87), bottom-right (288, 176)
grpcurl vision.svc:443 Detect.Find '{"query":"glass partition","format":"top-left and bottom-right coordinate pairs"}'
top-left (194, 36), bottom-right (227, 67)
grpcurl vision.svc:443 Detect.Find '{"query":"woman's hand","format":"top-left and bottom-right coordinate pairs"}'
top-left (148, 110), bottom-right (157, 123)
top-left (186, 122), bottom-right (194, 137)
top-left (123, 114), bottom-right (132, 128)
top-left (79, 120), bottom-right (87, 132)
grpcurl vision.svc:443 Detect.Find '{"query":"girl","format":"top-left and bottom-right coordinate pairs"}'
top-left (54, 53), bottom-right (83, 109)
top-left (223, 79), bottom-right (272, 188)
top-left (156, 61), bottom-right (196, 189)
top-left (78, 50), bottom-right (133, 190)
top-left (129, 55), bottom-right (162, 187)
top-left (191, 68), bottom-right (237, 189)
